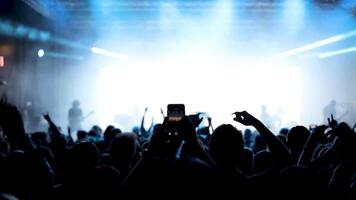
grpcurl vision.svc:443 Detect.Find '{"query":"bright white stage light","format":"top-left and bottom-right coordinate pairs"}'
top-left (318, 46), bottom-right (356, 58)
top-left (37, 49), bottom-right (45, 57)
top-left (91, 47), bottom-right (128, 61)
top-left (274, 30), bottom-right (356, 59)
top-left (96, 61), bottom-right (302, 132)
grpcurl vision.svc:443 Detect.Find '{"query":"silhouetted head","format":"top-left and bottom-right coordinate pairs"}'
top-left (279, 127), bottom-right (289, 137)
top-left (109, 133), bottom-right (138, 173)
top-left (77, 130), bottom-right (88, 141)
top-left (209, 124), bottom-right (244, 171)
top-left (68, 142), bottom-right (99, 169)
top-left (0, 151), bottom-right (32, 198)
top-left (287, 126), bottom-right (310, 157)
top-left (132, 126), bottom-right (140, 135)
top-left (330, 100), bottom-right (336, 106)
top-left (334, 122), bottom-right (354, 138)
top-left (254, 150), bottom-right (272, 173)
top-left (253, 134), bottom-right (267, 153)
top-left (72, 100), bottom-right (80, 108)
top-left (51, 134), bottom-right (67, 150)
top-left (287, 126), bottom-right (310, 163)
top-left (88, 130), bottom-right (97, 138)
top-left (104, 128), bottom-right (122, 145)
top-left (90, 125), bottom-right (102, 135)
top-left (244, 128), bottom-right (252, 137)
top-left (244, 128), bottom-right (254, 147)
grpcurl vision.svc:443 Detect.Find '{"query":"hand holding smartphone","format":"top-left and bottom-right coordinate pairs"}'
top-left (167, 104), bottom-right (185, 122)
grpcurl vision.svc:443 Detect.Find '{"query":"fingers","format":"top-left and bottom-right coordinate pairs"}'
top-left (232, 111), bottom-right (241, 115)
top-left (160, 108), bottom-right (165, 117)
top-left (233, 116), bottom-right (244, 122)
top-left (233, 111), bottom-right (248, 117)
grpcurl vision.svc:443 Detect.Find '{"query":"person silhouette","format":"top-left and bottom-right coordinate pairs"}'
top-left (68, 100), bottom-right (83, 133)
top-left (23, 101), bottom-right (41, 133)
top-left (260, 105), bottom-right (274, 131)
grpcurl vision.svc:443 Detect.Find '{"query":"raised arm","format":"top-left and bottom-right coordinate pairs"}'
top-left (140, 107), bottom-right (153, 137)
top-left (298, 125), bottom-right (327, 165)
top-left (233, 111), bottom-right (290, 160)
top-left (0, 100), bottom-right (32, 150)
top-left (178, 116), bottom-right (216, 165)
top-left (43, 113), bottom-right (61, 136)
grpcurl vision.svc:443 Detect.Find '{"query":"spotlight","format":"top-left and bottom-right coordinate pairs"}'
top-left (37, 49), bottom-right (45, 58)
top-left (91, 47), bottom-right (128, 61)
top-left (318, 46), bottom-right (356, 58)
top-left (274, 29), bottom-right (356, 59)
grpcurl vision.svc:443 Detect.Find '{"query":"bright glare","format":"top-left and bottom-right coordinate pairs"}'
top-left (37, 49), bottom-right (45, 58)
top-left (97, 61), bottom-right (301, 132)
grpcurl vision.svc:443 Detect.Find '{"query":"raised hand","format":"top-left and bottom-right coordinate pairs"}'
top-left (160, 107), bottom-right (165, 118)
top-left (67, 126), bottom-right (71, 135)
top-left (0, 101), bottom-right (26, 149)
top-left (43, 112), bottom-right (61, 136)
top-left (188, 113), bottom-right (203, 128)
top-left (233, 111), bottom-right (259, 126)
top-left (328, 114), bottom-right (338, 129)
top-left (43, 112), bottom-right (51, 122)
top-left (233, 110), bottom-right (291, 160)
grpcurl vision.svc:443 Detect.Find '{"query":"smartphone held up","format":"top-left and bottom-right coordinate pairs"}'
top-left (167, 104), bottom-right (185, 122)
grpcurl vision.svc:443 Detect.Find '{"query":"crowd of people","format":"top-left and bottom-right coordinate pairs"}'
top-left (0, 99), bottom-right (356, 200)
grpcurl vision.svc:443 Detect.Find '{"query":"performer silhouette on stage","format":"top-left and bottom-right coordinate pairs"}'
top-left (68, 100), bottom-right (83, 133)
top-left (260, 105), bottom-right (282, 133)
